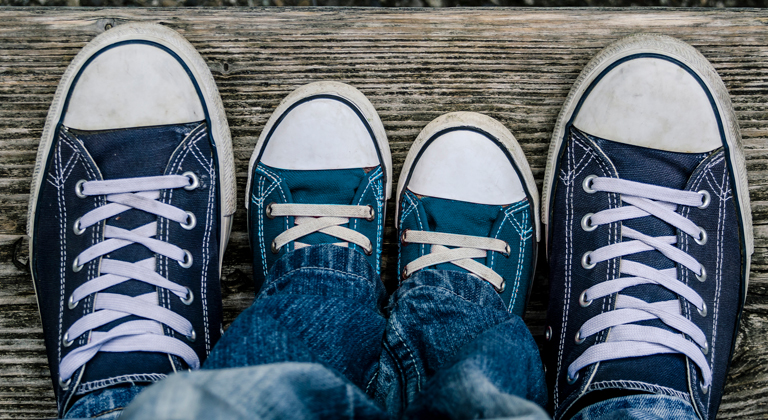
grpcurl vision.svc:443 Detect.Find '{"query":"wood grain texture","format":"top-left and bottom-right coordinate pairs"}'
top-left (0, 7), bottom-right (767, 418)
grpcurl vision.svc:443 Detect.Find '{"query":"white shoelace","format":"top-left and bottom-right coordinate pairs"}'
top-left (59, 173), bottom-right (202, 388)
top-left (267, 203), bottom-right (375, 255)
top-left (567, 175), bottom-right (713, 391)
top-left (400, 229), bottom-right (510, 291)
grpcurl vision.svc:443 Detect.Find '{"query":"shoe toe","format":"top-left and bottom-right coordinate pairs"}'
top-left (407, 129), bottom-right (525, 205)
top-left (260, 98), bottom-right (380, 170)
top-left (573, 57), bottom-right (721, 153)
top-left (63, 43), bottom-right (205, 130)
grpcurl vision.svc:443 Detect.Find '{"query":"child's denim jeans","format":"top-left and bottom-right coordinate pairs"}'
top-left (65, 245), bottom-right (698, 420)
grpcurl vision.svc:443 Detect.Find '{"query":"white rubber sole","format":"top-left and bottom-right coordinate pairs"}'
top-left (27, 22), bottom-right (237, 271)
top-left (396, 111), bottom-right (540, 243)
top-left (541, 34), bottom-right (753, 285)
top-left (245, 81), bottom-right (393, 208)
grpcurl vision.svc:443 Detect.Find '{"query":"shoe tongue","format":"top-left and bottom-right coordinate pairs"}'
top-left (420, 196), bottom-right (501, 272)
top-left (591, 134), bottom-right (708, 288)
top-left (71, 123), bottom-right (201, 384)
top-left (281, 167), bottom-right (367, 246)
top-left (582, 131), bottom-right (710, 395)
top-left (78, 123), bottom-right (200, 180)
top-left (76, 122), bottom-right (199, 271)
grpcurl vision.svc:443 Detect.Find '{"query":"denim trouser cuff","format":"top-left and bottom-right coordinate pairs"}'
top-left (204, 244), bottom-right (387, 391)
top-left (263, 244), bottom-right (387, 310)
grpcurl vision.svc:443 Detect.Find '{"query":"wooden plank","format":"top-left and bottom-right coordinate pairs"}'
top-left (0, 7), bottom-right (767, 418)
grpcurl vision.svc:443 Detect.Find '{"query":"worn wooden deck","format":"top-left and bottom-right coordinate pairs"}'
top-left (1, 7), bottom-right (767, 419)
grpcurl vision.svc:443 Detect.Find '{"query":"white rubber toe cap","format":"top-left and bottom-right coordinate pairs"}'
top-left (63, 43), bottom-right (204, 130)
top-left (573, 57), bottom-right (722, 153)
top-left (260, 98), bottom-right (380, 170)
top-left (407, 129), bottom-right (526, 205)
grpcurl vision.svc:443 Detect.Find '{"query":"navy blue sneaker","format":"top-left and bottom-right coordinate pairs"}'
top-left (27, 23), bottom-right (236, 416)
top-left (246, 82), bottom-right (392, 291)
top-left (542, 34), bottom-right (753, 419)
top-left (396, 112), bottom-right (540, 316)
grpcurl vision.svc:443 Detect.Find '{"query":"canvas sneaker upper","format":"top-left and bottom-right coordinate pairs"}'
top-left (27, 23), bottom-right (235, 416)
top-left (396, 112), bottom-right (540, 316)
top-left (246, 82), bottom-right (392, 292)
top-left (541, 34), bottom-right (753, 420)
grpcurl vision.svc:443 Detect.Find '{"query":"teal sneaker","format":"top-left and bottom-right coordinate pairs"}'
top-left (396, 112), bottom-right (540, 316)
top-left (246, 82), bottom-right (392, 291)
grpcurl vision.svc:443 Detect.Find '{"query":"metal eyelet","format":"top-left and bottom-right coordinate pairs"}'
top-left (75, 179), bottom-right (87, 198)
top-left (582, 175), bottom-right (598, 194)
top-left (581, 251), bottom-right (596, 270)
top-left (567, 371), bottom-right (580, 385)
top-left (62, 332), bottom-right (74, 348)
top-left (59, 376), bottom-right (72, 391)
top-left (701, 340), bottom-right (709, 356)
top-left (178, 250), bottom-right (193, 268)
top-left (581, 213), bottom-right (597, 232)
top-left (183, 172), bottom-right (199, 191)
top-left (503, 243), bottom-right (511, 257)
top-left (180, 211), bottom-right (197, 230)
top-left (68, 295), bottom-right (79, 310)
top-left (496, 279), bottom-right (506, 293)
top-left (698, 302), bottom-right (708, 317)
top-left (186, 329), bottom-right (196, 342)
top-left (72, 256), bottom-right (83, 273)
top-left (73, 218), bottom-right (86, 235)
top-left (400, 229), bottom-right (409, 246)
top-left (271, 241), bottom-right (279, 254)
top-left (266, 202), bottom-right (276, 219)
top-left (695, 227), bottom-right (707, 246)
top-left (579, 290), bottom-right (592, 307)
top-left (401, 267), bottom-right (411, 280)
top-left (575, 330), bottom-right (585, 345)
top-left (696, 266), bottom-right (707, 283)
top-left (698, 190), bottom-right (710, 209)
top-left (700, 381), bottom-right (710, 394)
top-left (181, 287), bottom-right (194, 305)
top-left (545, 326), bottom-right (552, 341)
top-left (366, 205), bottom-right (375, 221)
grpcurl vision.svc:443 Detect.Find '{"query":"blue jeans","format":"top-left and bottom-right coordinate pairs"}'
top-left (65, 245), bottom-right (698, 420)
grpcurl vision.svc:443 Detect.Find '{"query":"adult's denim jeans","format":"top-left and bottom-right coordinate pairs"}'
top-left (64, 245), bottom-right (698, 420)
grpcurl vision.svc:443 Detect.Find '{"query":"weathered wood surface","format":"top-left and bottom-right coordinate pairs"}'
top-left (1, 7), bottom-right (767, 418)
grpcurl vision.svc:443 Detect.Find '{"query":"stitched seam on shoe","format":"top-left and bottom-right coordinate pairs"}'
top-left (708, 155), bottom-right (729, 410)
top-left (512, 208), bottom-right (529, 311)
top-left (679, 154), bottom-right (722, 411)
top-left (353, 167), bottom-right (382, 256)
top-left (259, 165), bottom-right (289, 253)
top-left (688, 153), bottom-right (726, 411)
top-left (162, 128), bottom-right (201, 353)
top-left (373, 171), bottom-right (384, 274)
top-left (588, 380), bottom-right (690, 402)
top-left (55, 137), bottom-right (67, 369)
top-left (353, 167), bottom-right (383, 264)
top-left (57, 135), bottom-right (83, 185)
top-left (253, 166), bottom-right (285, 278)
top-left (166, 131), bottom-right (196, 339)
top-left (398, 199), bottom-right (407, 276)
top-left (554, 136), bottom-right (601, 407)
top-left (75, 373), bottom-right (168, 395)
top-left (491, 208), bottom-right (511, 269)
top-left (257, 178), bottom-right (268, 278)
top-left (402, 192), bottom-right (425, 257)
top-left (190, 139), bottom-right (216, 354)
